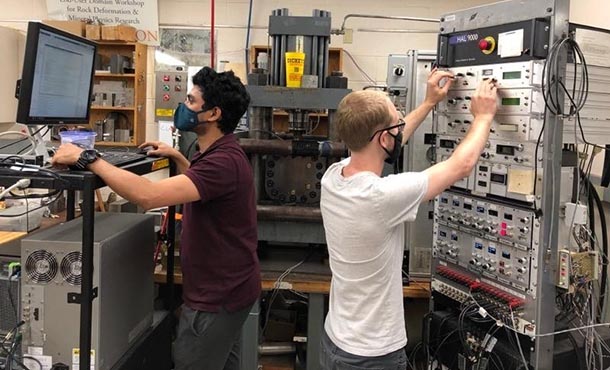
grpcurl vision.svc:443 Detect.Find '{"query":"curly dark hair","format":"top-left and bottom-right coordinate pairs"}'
top-left (191, 67), bottom-right (251, 134)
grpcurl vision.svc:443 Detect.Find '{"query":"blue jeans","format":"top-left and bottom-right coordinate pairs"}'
top-left (320, 330), bottom-right (408, 370)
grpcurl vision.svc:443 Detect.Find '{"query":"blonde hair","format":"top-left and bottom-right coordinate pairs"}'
top-left (335, 90), bottom-right (393, 151)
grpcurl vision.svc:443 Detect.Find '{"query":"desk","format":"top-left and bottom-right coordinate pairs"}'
top-left (154, 269), bottom-right (430, 370)
top-left (0, 231), bottom-right (26, 244)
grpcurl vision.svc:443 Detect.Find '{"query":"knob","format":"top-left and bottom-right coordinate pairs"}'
top-left (479, 39), bottom-right (492, 51)
top-left (517, 257), bottom-right (527, 264)
top-left (482, 264), bottom-right (490, 270)
top-left (520, 217), bottom-right (529, 224)
top-left (478, 36), bottom-right (496, 54)
top-left (447, 98), bottom-right (458, 105)
top-left (519, 227), bottom-right (529, 233)
top-left (481, 152), bottom-right (491, 159)
top-left (470, 259), bottom-right (477, 265)
top-left (394, 66), bottom-right (405, 76)
top-left (517, 267), bottom-right (527, 274)
top-left (516, 144), bottom-right (524, 152)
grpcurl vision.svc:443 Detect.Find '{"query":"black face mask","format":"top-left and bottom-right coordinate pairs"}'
top-left (381, 132), bottom-right (403, 165)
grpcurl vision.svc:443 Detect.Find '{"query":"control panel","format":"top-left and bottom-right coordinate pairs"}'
top-left (435, 136), bottom-right (539, 201)
top-left (438, 88), bottom-right (544, 115)
top-left (434, 191), bottom-right (539, 293)
top-left (437, 113), bottom-right (544, 142)
top-left (155, 68), bottom-right (188, 121)
top-left (437, 18), bottom-right (550, 67)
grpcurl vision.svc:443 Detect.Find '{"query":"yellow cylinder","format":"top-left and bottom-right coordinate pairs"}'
top-left (285, 52), bottom-right (305, 88)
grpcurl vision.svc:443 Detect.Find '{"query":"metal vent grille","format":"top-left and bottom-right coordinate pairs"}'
top-left (60, 252), bottom-right (82, 286)
top-left (25, 250), bottom-right (58, 284)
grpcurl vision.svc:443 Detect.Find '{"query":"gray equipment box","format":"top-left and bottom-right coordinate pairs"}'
top-left (20, 213), bottom-right (155, 370)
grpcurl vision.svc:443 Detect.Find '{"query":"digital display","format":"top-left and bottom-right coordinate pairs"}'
top-left (496, 145), bottom-right (515, 156)
top-left (479, 165), bottom-right (489, 172)
top-left (478, 180), bottom-right (488, 187)
top-left (451, 234), bottom-right (459, 241)
top-left (440, 230), bottom-right (447, 237)
top-left (488, 209), bottom-right (498, 217)
top-left (490, 173), bottom-right (507, 184)
top-left (488, 246), bottom-right (497, 254)
top-left (464, 203), bottom-right (473, 210)
top-left (504, 213), bottom-right (513, 220)
top-left (453, 199), bottom-right (460, 207)
top-left (441, 198), bottom-right (448, 204)
top-left (482, 69), bottom-right (493, 76)
top-left (502, 97), bottom-right (521, 106)
top-left (440, 139), bottom-right (456, 149)
top-left (502, 251), bottom-right (511, 259)
top-left (475, 242), bottom-right (483, 250)
top-left (502, 71), bottom-right (522, 80)
top-left (477, 206), bottom-right (485, 213)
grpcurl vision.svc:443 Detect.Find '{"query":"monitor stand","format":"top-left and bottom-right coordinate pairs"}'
top-left (28, 125), bottom-right (50, 164)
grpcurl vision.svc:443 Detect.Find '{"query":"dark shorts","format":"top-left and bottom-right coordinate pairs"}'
top-left (320, 330), bottom-right (408, 370)
top-left (173, 303), bottom-right (253, 370)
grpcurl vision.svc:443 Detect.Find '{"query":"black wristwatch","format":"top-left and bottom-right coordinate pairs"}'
top-left (74, 149), bottom-right (101, 170)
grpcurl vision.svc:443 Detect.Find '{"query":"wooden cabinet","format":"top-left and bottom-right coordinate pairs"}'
top-left (89, 41), bottom-right (147, 146)
top-left (249, 45), bottom-right (343, 77)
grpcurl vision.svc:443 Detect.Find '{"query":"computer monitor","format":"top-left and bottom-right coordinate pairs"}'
top-left (15, 22), bottom-right (97, 125)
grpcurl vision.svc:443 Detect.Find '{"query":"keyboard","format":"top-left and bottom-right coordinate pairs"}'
top-left (99, 151), bottom-right (147, 167)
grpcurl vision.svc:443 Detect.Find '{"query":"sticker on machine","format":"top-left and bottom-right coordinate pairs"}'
top-left (23, 354), bottom-right (52, 370)
top-left (72, 348), bottom-right (96, 369)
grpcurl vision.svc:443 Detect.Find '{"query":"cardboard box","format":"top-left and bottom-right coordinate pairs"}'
top-left (42, 20), bottom-right (86, 37)
top-left (86, 24), bottom-right (101, 40)
top-left (101, 25), bottom-right (136, 42)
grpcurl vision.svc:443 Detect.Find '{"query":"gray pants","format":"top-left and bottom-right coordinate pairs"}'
top-left (173, 303), bottom-right (253, 370)
top-left (320, 330), bottom-right (407, 370)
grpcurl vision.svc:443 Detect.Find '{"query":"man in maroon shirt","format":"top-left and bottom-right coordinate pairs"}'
top-left (52, 67), bottom-right (260, 370)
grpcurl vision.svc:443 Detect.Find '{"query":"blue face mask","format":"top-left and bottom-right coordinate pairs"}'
top-left (173, 103), bottom-right (206, 131)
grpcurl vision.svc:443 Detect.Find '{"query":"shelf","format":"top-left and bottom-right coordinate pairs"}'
top-left (95, 73), bottom-right (136, 78)
top-left (91, 106), bottom-right (135, 111)
top-left (88, 41), bottom-right (147, 145)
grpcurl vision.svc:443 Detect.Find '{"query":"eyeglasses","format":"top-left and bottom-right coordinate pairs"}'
top-left (368, 119), bottom-right (406, 141)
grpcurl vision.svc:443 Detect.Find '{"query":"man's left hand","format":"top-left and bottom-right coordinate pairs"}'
top-left (51, 143), bottom-right (83, 167)
top-left (424, 68), bottom-right (454, 106)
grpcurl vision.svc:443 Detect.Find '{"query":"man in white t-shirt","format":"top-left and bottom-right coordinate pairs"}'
top-left (320, 76), bottom-right (498, 369)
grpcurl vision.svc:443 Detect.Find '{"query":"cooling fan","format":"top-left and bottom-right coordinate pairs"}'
top-left (25, 250), bottom-right (58, 284)
top-left (60, 251), bottom-right (82, 285)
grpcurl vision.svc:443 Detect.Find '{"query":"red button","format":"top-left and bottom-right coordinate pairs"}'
top-left (479, 39), bottom-right (491, 51)
top-left (500, 229), bottom-right (507, 236)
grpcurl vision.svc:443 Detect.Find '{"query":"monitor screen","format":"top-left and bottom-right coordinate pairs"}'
top-left (16, 22), bottom-right (97, 125)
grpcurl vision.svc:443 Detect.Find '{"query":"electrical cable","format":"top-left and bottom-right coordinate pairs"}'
top-left (245, 0), bottom-right (253, 74)
top-left (261, 249), bottom-right (314, 337)
top-left (20, 357), bottom-right (42, 370)
top-left (342, 49), bottom-right (376, 84)
top-left (0, 131), bottom-right (37, 155)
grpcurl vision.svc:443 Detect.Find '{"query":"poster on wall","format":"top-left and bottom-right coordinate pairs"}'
top-left (158, 28), bottom-right (212, 68)
top-left (46, 0), bottom-right (160, 45)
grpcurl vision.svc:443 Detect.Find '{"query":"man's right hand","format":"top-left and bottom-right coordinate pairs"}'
top-left (470, 79), bottom-right (498, 122)
top-left (139, 141), bottom-right (179, 158)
